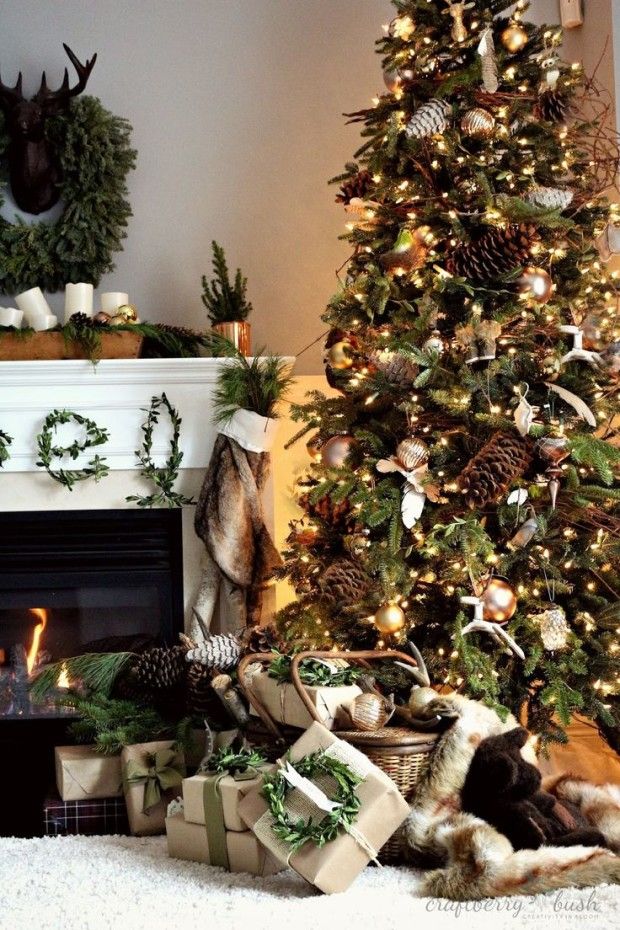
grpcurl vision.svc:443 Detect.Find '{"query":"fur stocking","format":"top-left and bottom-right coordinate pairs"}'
top-left (193, 433), bottom-right (281, 633)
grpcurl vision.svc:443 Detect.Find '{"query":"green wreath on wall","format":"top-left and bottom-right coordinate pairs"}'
top-left (0, 96), bottom-right (136, 294)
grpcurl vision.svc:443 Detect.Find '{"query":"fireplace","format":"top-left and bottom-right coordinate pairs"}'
top-left (0, 508), bottom-right (184, 835)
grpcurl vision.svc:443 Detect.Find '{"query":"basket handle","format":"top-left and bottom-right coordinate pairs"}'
top-left (237, 652), bottom-right (287, 742)
top-left (290, 650), bottom-right (421, 725)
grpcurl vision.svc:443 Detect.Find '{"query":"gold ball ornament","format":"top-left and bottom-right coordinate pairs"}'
top-left (461, 108), bottom-right (496, 140)
top-left (373, 602), bottom-right (406, 634)
top-left (501, 23), bottom-right (528, 54)
top-left (481, 577), bottom-right (517, 625)
top-left (396, 437), bottom-right (429, 471)
top-left (109, 314), bottom-right (127, 326)
top-left (326, 340), bottom-right (354, 370)
top-left (349, 692), bottom-right (394, 732)
top-left (518, 267), bottom-right (554, 304)
top-left (116, 303), bottom-right (139, 322)
top-left (321, 434), bottom-right (357, 468)
top-left (408, 685), bottom-right (438, 716)
top-left (423, 331), bottom-right (445, 355)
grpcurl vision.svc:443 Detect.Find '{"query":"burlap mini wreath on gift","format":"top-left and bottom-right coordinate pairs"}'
top-left (0, 96), bottom-right (136, 294)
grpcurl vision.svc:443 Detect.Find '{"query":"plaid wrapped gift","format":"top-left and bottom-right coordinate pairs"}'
top-left (43, 793), bottom-right (129, 836)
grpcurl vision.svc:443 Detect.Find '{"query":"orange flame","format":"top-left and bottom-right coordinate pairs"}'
top-left (27, 607), bottom-right (48, 675)
top-left (57, 663), bottom-right (71, 689)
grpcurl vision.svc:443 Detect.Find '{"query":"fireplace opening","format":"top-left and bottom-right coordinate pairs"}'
top-left (0, 509), bottom-right (185, 719)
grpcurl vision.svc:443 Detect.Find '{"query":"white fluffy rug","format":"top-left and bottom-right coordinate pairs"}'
top-left (2, 835), bottom-right (619, 930)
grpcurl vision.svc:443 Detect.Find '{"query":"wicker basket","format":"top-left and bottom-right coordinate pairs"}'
top-left (238, 649), bottom-right (437, 864)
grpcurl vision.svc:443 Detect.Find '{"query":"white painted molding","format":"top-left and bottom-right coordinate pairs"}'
top-left (0, 357), bottom-right (295, 472)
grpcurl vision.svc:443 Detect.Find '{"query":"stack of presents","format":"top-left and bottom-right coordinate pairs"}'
top-left (49, 661), bottom-right (413, 895)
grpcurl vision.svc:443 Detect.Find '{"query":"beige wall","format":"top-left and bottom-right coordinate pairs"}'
top-left (0, 0), bottom-right (388, 376)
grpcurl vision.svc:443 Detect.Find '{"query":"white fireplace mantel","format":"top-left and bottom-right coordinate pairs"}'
top-left (0, 357), bottom-right (289, 473)
top-left (0, 356), bottom-right (294, 626)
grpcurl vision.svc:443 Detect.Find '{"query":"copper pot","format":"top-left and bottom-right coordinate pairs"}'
top-left (212, 321), bottom-right (251, 356)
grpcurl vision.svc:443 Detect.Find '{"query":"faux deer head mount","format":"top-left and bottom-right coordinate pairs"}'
top-left (0, 44), bottom-right (96, 215)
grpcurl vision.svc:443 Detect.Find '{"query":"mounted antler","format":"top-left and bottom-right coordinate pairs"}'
top-left (35, 44), bottom-right (97, 110)
top-left (0, 72), bottom-right (24, 108)
top-left (0, 43), bottom-right (97, 214)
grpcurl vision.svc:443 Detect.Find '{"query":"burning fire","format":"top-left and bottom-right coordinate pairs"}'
top-left (27, 607), bottom-right (48, 675)
top-left (57, 663), bottom-right (71, 689)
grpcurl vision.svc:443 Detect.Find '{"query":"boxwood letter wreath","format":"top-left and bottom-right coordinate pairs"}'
top-left (0, 96), bottom-right (136, 294)
top-left (36, 409), bottom-right (109, 490)
top-left (261, 751), bottom-right (362, 853)
top-left (0, 429), bottom-right (12, 468)
top-left (127, 393), bottom-right (195, 508)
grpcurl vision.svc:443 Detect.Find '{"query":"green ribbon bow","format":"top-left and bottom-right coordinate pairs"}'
top-left (124, 748), bottom-right (184, 814)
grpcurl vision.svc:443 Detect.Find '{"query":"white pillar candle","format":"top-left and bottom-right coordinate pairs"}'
top-left (0, 307), bottom-right (24, 328)
top-left (28, 313), bottom-right (58, 332)
top-left (15, 287), bottom-right (52, 324)
top-left (64, 283), bottom-right (94, 322)
top-left (101, 291), bottom-right (129, 312)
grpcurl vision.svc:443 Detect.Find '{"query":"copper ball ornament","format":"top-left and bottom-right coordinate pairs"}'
top-left (461, 108), bottom-right (496, 140)
top-left (396, 437), bottom-right (429, 471)
top-left (306, 433), bottom-right (324, 461)
top-left (501, 23), bottom-right (528, 53)
top-left (321, 434), bottom-right (357, 468)
top-left (373, 602), bottom-right (406, 634)
top-left (537, 436), bottom-right (570, 466)
top-left (93, 311), bottom-right (111, 325)
top-left (326, 340), bottom-right (354, 371)
top-left (518, 267), bottom-right (554, 304)
top-left (481, 577), bottom-right (518, 625)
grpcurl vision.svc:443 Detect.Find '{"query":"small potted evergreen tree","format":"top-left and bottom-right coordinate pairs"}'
top-left (201, 241), bottom-right (253, 355)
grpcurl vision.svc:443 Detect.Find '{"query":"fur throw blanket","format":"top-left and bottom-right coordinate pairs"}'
top-left (402, 694), bottom-right (620, 899)
top-left (193, 434), bottom-right (281, 632)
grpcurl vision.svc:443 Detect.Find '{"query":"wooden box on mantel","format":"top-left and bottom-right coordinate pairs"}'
top-left (0, 331), bottom-right (143, 361)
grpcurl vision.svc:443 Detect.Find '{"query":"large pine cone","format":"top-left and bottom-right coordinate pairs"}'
top-left (536, 90), bottom-right (570, 123)
top-left (133, 645), bottom-right (187, 691)
top-left (459, 432), bottom-right (533, 509)
top-left (370, 350), bottom-right (418, 388)
top-left (446, 225), bottom-right (540, 283)
top-left (185, 662), bottom-right (216, 716)
top-left (319, 559), bottom-right (372, 605)
top-left (185, 633), bottom-right (241, 672)
top-left (335, 170), bottom-right (373, 205)
top-left (240, 624), bottom-right (286, 656)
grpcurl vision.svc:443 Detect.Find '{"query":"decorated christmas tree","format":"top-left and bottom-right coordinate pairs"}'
top-left (278, 0), bottom-right (620, 751)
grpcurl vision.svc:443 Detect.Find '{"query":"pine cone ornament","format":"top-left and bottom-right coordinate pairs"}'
top-left (446, 224), bottom-right (539, 283)
top-left (459, 432), bottom-right (533, 509)
top-left (370, 350), bottom-right (418, 388)
top-left (319, 559), bottom-right (372, 605)
top-left (536, 90), bottom-right (570, 123)
top-left (335, 170), bottom-right (373, 205)
top-left (405, 99), bottom-right (451, 139)
top-left (185, 661), bottom-right (216, 716)
top-left (241, 624), bottom-right (286, 656)
top-left (526, 186), bottom-right (573, 211)
top-left (300, 491), bottom-right (352, 530)
top-left (133, 645), bottom-right (187, 691)
top-left (185, 633), bottom-right (241, 671)
top-left (68, 311), bottom-right (95, 329)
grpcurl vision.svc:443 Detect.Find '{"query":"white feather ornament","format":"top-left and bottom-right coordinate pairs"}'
top-left (545, 382), bottom-right (597, 427)
top-left (402, 484), bottom-right (427, 529)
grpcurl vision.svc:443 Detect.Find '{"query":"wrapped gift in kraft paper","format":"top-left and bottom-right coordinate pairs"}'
top-left (183, 764), bottom-right (275, 831)
top-left (121, 741), bottom-right (185, 836)
top-left (238, 722), bottom-right (409, 894)
top-left (165, 809), bottom-right (281, 875)
top-left (55, 745), bottom-right (123, 802)
top-left (248, 669), bottom-right (362, 730)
